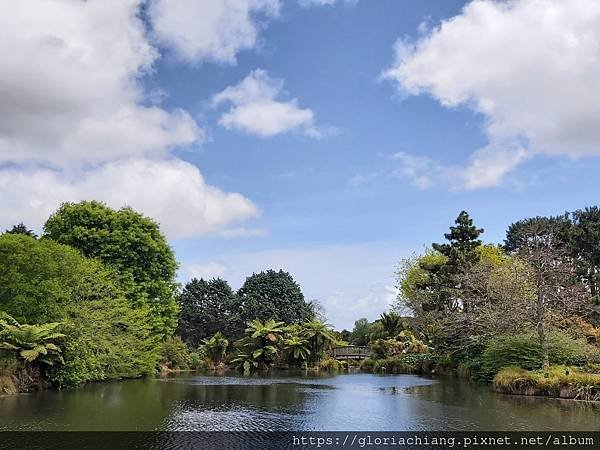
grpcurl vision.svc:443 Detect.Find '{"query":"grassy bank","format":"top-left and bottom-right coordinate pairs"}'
top-left (493, 366), bottom-right (600, 401)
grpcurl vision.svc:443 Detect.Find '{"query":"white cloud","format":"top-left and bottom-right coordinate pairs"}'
top-left (392, 143), bottom-right (528, 191)
top-left (0, 159), bottom-right (259, 239)
top-left (383, 0), bottom-right (600, 187)
top-left (188, 262), bottom-right (229, 280)
top-left (299, 0), bottom-right (357, 6)
top-left (0, 0), bottom-right (202, 166)
top-left (148, 0), bottom-right (280, 64)
top-left (0, 0), bottom-right (260, 238)
top-left (213, 69), bottom-right (320, 138)
top-left (180, 243), bottom-right (403, 329)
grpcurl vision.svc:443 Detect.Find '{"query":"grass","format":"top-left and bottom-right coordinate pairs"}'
top-left (493, 366), bottom-right (600, 401)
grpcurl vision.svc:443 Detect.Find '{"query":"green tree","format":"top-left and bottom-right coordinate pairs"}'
top-left (234, 270), bottom-right (313, 335)
top-left (43, 201), bottom-right (178, 338)
top-left (397, 251), bottom-right (450, 314)
top-left (431, 211), bottom-right (484, 312)
top-left (379, 312), bottom-right (406, 338)
top-left (433, 211), bottom-right (483, 270)
top-left (177, 278), bottom-right (236, 347)
top-left (571, 207), bottom-right (600, 312)
top-left (283, 335), bottom-right (311, 366)
top-left (504, 214), bottom-right (572, 254)
top-left (4, 223), bottom-right (36, 238)
top-left (234, 319), bottom-right (287, 371)
top-left (200, 332), bottom-right (229, 365)
top-left (0, 234), bottom-right (159, 387)
top-left (0, 233), bottom-right (121, 324)
top-left (349, 318), bottom-right (371, 346)
top-left (302, 320), bottom-right (337, 365)
top-left (504, 218), bottom-right (583, 371)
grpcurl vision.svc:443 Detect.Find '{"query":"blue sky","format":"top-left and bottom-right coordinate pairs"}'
top-left (3, 0), bottom-right (600, 329)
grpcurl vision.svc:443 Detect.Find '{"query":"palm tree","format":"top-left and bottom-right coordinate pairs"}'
top-left (283, 335), bottom-right (311, 367)
top-left (302, 320), bottom-right (338, 365)
top-left (0, 315), bottom-right (65, 365)
top-left (380, 312), bottom-right (406, 338)
top-left (246, 319), bottom-right (286, 342)
top-left (200, 332), bottom-right (229, 364)
top-left (234, 319), bottom-right (287, 371)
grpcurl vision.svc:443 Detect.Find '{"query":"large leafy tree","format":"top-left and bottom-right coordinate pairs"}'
top-left (43, 201), bottom-right (178, 338)
top-left (504, 218), bottom-right (585, 371)
top-left (570, 207), bottom-right (600, 312)
top-left (349, 318), bottom-right (371, 346)
top-left (234, 270), bottom-right (314, 335)
top-left (177, 278), bottom-right (236, 347)
top-left (504, 214), bottom-right (572, 254)
top-left (0, 234), bottom-right (159, 387)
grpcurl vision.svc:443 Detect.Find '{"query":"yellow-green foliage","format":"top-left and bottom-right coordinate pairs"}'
top-left (319, 356), bottom-right (341, 371)
top-left (399, 251), bottom-right (448, 300)
top-left (494, 366), bottom-right (600, 401)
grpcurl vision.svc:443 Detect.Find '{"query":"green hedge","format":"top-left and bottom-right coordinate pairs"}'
top-left (479, 331), bottom-right (597, 382)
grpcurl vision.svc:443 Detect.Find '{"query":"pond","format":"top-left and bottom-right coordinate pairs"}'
top-left (1, 371), bottom-right (599, 431)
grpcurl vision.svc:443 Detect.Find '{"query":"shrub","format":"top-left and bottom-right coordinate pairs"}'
top-left (50, 299), bottom-right (159, 387)
top-left (360, 358), bottom-right (377, 371)
top-left (318, 356), bottom-right (341, 371)
top-left (479, 331), bottom-right (594, 381)
top-left (161, 336), bottom-right (189, 369)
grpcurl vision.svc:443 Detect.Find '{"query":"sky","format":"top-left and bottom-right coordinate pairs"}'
top-left (2, 0), bottom-right (600, 329)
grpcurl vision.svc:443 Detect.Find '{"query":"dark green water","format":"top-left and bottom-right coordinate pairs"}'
top-left (1, 372), bottom-right (599, 431)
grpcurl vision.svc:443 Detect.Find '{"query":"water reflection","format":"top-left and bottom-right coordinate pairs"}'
top-left (1, 372), bottom-right (598, 431)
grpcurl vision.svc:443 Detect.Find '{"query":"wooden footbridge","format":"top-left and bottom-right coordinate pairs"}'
top-left (330, 346), bottom-right (369, 360)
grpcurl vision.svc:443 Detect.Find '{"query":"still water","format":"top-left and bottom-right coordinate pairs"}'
top-left (1, 372), bottom-right (599, 431)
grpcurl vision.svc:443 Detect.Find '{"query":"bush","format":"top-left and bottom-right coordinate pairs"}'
top-left (318, 356), bottom-right (341, 371)
top-left (161, 336), bottom-right (189, 369)
top-left (479, 331), bottom-right (595, 381)
top-left (49, 299), bottom-right (159, 387)
top-left (186, 352), bottom-right (205, 370)
top-left (371, 354), bottom-right (435, 374)
top-left (360, 358), bottom-right (377, 371)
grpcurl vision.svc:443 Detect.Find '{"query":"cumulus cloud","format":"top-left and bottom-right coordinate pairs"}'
top-left (0, 159), bottom-right (259, 239)
top-left (392, 144), bottom-right (528, 191)
top-left (148, 0), bottom-right (280, 64)
top-left (0, 0), bottom-right (260, 238)
top-left (213, 69), bottom-right (320, 138)
top-left (383, 0), bottom-right (600, 188)
top-left (0, 0), bottom-right (201, 166)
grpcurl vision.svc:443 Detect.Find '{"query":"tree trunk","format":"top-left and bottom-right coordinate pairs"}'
top-left (536, 284), bottom-right (550, 372)
top-left (537, 321), bottom-right (549, 372)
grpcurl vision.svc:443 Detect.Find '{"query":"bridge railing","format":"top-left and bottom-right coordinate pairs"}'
top-left (330, 346), bottom-right (370, 359)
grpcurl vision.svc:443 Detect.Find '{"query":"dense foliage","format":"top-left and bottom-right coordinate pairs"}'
top-left (0, 234), bottom-right (159, 389)
top-left (235, 270), bottom-right (315, 333)
top-left (392, 208), bottom-right (600, 389)
top-left (177, 278), bottom-right (236, 347)
top-left (43, 201), bottom-right (178, 338)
